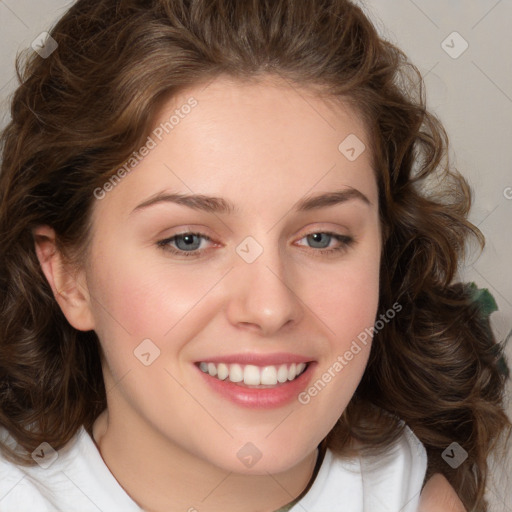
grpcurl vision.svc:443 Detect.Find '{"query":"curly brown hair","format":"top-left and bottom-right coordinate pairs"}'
top-left (0, 0), bottom-right (509, 510)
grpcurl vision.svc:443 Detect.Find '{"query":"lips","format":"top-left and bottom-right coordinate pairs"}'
top-left (194, 353), bottom-right (316, 408)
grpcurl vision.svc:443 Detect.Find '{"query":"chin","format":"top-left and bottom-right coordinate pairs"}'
top-left (204, 438), bottom-right (317, 476)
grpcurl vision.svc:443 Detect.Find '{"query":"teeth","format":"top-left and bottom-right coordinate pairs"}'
top-left (260, 366), bottom-right (277, 385)
top-left (277, 364), bottom-right (288, 383)
top-left (229, 364), bottom-right (243, 383)
top-left (207, 362), bottom-right (217, 377)
top-left (243, 365), bottom-right (260, 385)
top-left (198, 361), bottom-right (308, 386)
top-left (217, 363), bottom-right (229, 380)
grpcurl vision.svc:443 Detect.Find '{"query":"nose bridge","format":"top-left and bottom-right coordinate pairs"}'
top-left (225, 234), bottom-right (304, 335)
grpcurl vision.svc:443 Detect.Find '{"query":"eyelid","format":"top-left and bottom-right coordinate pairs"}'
top-left (294, 222), bottom-right (351, 239)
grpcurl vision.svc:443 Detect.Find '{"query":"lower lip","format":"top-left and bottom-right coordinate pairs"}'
top-left (197, 363), bottom-right (316, 409)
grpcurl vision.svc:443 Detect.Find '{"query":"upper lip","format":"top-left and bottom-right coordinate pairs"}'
top-left (195, 353), bottom-right (314, 366)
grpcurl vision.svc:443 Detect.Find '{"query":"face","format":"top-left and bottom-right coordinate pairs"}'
top-left (82, 75), bottom-right (381, 474)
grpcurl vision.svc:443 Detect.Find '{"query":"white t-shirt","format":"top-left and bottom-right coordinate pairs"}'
top-left (0, 422), bottom-right (427, 511)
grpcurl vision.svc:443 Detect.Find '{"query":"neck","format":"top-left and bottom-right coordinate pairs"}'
top-left (92, 408), bottom-right (319, 512)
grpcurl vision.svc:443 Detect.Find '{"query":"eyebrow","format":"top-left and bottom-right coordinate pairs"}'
top-left (130, 187), bottom-right (371, 216)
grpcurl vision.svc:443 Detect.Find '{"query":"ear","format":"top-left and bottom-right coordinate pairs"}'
top-left (32, 225), bottom-right (95, 332)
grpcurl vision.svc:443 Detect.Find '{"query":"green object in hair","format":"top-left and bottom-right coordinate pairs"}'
top-left (466, 281), bottom-right (509, 379)
top-left (467, 281), bottom-right (498, 317)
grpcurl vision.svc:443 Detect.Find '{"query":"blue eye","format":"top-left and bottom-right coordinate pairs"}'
top-left (171, 233), bottom-right (204, 251)
top-left (156, 231), bottom-right (354, 258)
top-left (296, 232), bottom-right (354, 255)
top-left (157, 232), bottom-right (212, 257)
top-left (304, 233), bottom-right (337, 249)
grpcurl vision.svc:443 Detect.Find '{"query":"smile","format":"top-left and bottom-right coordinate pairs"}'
top-left (198, 362), bottom-right (308, 387)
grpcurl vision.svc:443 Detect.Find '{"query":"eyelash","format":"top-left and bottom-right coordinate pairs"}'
top-left (156, 231), bottom-right (354, 258)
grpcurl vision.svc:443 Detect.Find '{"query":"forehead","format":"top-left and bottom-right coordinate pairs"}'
top-left (167, 75), bottom-right (370, 156)
top-left (94, 74), bottom-right (377, 218)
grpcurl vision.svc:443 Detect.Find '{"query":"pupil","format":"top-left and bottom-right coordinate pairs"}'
top-left (309, 233), bottom-right (329, 248)
top-left (176, 234), bottom-right (200, 251)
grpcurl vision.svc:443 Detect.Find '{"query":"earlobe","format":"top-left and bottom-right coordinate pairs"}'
top-left (32, 225), bottom-right (95, 332)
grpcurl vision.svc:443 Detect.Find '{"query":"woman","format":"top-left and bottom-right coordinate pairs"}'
top-left (0, 1), bottom-right (509, 510)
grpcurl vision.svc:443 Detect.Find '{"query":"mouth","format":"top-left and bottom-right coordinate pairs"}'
top-left (197, 361), bottom-right (309, 388)
top-left (194, 356), bottom-right (316, 408)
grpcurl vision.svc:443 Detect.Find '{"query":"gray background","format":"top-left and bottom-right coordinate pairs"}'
top-left (0, 0), bottom-right (511, 509)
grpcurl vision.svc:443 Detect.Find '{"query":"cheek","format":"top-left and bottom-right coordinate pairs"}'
top-left (300, 240), bottom-right (380, 414)
top-left (87, 246), bottom-right (209, 335)
top-left (85, 246), bottom-right (227, 378)
top-left (310, 251), bottom-right (380, 346)
top-left (297, 255), bottom-right (379, 436)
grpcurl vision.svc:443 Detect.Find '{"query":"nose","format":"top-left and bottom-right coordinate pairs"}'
top-left (225, 244), bottom-right (304, 337)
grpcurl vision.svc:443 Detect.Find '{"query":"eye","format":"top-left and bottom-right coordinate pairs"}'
top-left (295, 232), bottom-right (354, 255)
top-left (156, 232), bottom-right (213, 257)
top-left (156, 230), bottom-right (354, 259)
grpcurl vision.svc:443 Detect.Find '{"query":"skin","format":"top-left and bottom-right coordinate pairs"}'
top-left (33, 75), bottom-right (463, 511)
top-left (419, 474), bottom-right (467, 511)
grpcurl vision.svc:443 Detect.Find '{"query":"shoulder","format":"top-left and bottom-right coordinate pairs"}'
top-left (293, 423), bottom-right (428, 512)
top-left (0, 430), bottom-right (57, 511)
top-left (357, 422), bottom-right (428, 510)
top-left (0, 425), bottom-right (141, 512)
top-left (419, 473), bottom-right (467, 512)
